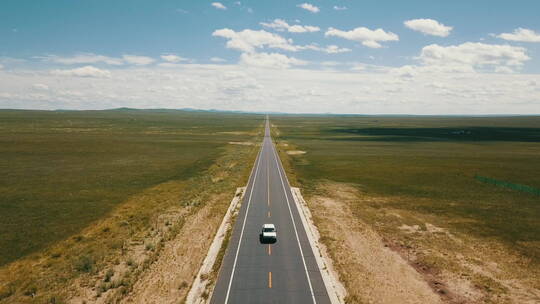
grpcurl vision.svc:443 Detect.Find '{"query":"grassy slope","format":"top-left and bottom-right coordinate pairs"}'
top-left (271, 115), bottom-right (540, 262)
top-left (0, 109), bottom-right (262, 266)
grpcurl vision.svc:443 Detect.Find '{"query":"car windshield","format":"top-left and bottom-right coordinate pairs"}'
top-left (263, 228), bottom-right (275, 232)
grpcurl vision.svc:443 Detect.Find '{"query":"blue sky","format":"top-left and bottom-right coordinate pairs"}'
top-left (1, 1), bottom-right (539, 113)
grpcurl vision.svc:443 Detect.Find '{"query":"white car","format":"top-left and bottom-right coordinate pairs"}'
top-left (261, 223), bottom-right (277, 243)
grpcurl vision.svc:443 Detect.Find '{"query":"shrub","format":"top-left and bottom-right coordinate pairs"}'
top-left (74, 255), bottom-right (94, 273)
top-left (104, 269), bottom-right (114, 282)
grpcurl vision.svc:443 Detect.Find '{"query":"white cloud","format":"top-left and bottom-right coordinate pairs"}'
top-left (210, 57), bottom-right (227, 62)
top-left (2, 61), bottom-right (539, 114)
top-left (213, 27), bottom-right (350, 56)
top-left (42, 53), bottom-right (124, 65)
top-left (260, 19), bottom-right (320, 33)
top-left (420, 42), bottom-right (530, 71)
top-left (160, 54), bottom-right (188, 63)
top-left (40, 53), bottom-right (158, 66)
top-left (122, 55), bottom-right (155, 65)
top-left (333, 6), bottom-right (347, 11)
top-left (325, 27), bottom-right (399, 48)
top-left (212, 28), bottom-right (297, 53)
top-left (33, 83), bottom-right (49, 90)
top-left (50, 66), bottom-right (111, 78)
top-left (211, 2), bottom-right (227, 10)
top-left (297, 3), bottom-right (320, 13)
top-left (240, 52), bottom-right (307, 68)
top-left (496, 28), bottom-right (540, 42)
top-left (0, 64), bottom-right (3, 70)
top-left (494, 66), bottom-right (515, 74)
top-left (404, 19), bottom-right (453, 37)
top-left (304, 44), bottom-right (351, 54)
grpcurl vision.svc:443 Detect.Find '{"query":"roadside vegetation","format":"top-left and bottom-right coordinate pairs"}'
top-left (271, 116), bottom-right (540, 303)
top-left (0, 109), bottom-right (262, 303)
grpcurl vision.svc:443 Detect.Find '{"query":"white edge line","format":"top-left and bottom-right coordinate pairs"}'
top-left (270, 139), bottom-right (317, 304)
top-left (223, 135), bottom-right (263, 304)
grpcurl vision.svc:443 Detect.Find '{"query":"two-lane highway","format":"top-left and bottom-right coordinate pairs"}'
top-left (211, 118), bottom-right (331, 303)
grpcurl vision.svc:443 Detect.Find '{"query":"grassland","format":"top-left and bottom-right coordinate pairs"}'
top-left (271, 115), bottom-right (540, 303)
top-left (0, 109), bottom-right (262, 302)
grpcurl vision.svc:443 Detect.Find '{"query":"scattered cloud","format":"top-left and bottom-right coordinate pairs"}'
top-left (333, 6), bottom-right (347, 11)
top-left (213, 27), bottom-right (350, 55)
top-left (212, 28), bottom-right (297, 53)
top-left (33, 83), bottom-right (49, 90)
top-left (419, 42), bottom-right (530, 71)
top-left (160, 54), bottom-right (188, 63)
top-left (297, 3), bottom-right (320, 13)
top-left (3, 63), bottom-right (538, 114)
top-left (304, 44), bottom-right (351, 54)
top-left (122, 55), bottom-right (155, 65)
top-left (404, 19), bottom-right (453, 37)
top-left (50, 65), bottom-right (111, 78)
top-left (211, 2), bottom-right (227, 10)
top-left (41, 53), bottom-right (124, 65)
top-left (39, 53), bottom-right (158, 66)
top-left (210, 57), bottom-right (227, 62)
top-left (260, 19), bottom-right (320, 33)
top-left (496, 28), bottom-right (540, 42)
top-left (0, 64), bottom-right (3, 70)
top-left (325, 27), bottom-right (399, 48)
top-left (240, 52), bottom-right (307, 68)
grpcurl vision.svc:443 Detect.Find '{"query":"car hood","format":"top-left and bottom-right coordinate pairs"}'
top-left (263, 232), bottom-right (277, 238)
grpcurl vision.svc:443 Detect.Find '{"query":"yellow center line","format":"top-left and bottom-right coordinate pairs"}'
top-left (268, 272), bottom-right (272, 288)
top-left (268, 244), bottom-right (271, 255)
top-left (268, 211), bottom-right (271, 218)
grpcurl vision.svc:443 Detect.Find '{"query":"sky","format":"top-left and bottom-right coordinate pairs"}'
top-left (1, 0), bottom-right (539, 114)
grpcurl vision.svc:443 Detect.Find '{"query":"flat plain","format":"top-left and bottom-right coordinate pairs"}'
top-left (272, 115), bottom-right (540, 303)
top-left (0, 109), bottom-right (262, 302)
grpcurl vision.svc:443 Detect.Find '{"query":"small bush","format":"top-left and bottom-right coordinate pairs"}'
top-left (145, 242), bottom-right (155, 251)
top-left (23, 286), bottom-right (37, 297)
top-left (179, 281), bottom-right (188, 290)
top-left (74, 255), bottom-right (94, 273)
top-left (104, 269), bottom-right (114, 282)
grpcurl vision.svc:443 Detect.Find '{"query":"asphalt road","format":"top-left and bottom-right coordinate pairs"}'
top-left (210, 118), bottom-right (331, 304)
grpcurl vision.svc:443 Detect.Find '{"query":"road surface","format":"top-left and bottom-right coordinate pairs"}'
top-left (210, 118), bottom-right (331, 304)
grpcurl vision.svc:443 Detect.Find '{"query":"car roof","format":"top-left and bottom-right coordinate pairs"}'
top-left (262, 223), bottom-right (275, 229)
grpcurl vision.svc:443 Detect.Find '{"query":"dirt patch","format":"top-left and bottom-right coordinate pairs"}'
top-left (186, 187), bottom-right (245, 304)
top-left (120, 192), bottom-right (231, 304)
top-left (220, 132), bottom-right (250, 135)
top-left (309, 183), bottom-right (442, 304)
top-left (308, 181), bottom-right (540, 304)
top-left (228, 141), bottom-right (254, 146)
top-left (291, 187), bottom-right (346, 303)
top-left (286, 150), bottom-right (306, 155)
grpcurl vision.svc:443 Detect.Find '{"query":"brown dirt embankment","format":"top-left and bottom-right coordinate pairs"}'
top-left (307, 181), bottom-right (540, 304)
top-left (309, 182), bottom-right (442, 304)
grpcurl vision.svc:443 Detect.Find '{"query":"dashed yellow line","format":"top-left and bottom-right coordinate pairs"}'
top-left (268, 272), bottom-right (272, 288)
top-left (268, 244), bottom-right (272, 255)
top-left (268, 211), bottom-right (271, 218)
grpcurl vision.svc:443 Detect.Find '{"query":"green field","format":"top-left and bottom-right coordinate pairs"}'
top-left (272, 115), bottom-right (540, 261)
top-left (0, 109), bottom-right (262, 266)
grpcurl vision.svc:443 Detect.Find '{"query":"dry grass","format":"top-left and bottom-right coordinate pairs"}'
top-left (0, 109), bottom-right (263, 303)
top-left (271, 116), bottom-right (540, 304)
